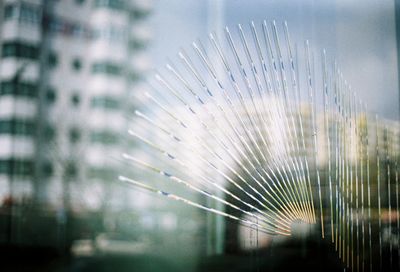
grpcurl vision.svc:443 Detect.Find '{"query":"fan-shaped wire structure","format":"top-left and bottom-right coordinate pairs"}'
top-left (120, 20), bottom-right (400, 272)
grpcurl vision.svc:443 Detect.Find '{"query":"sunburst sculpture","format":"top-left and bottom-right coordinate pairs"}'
top-left (120, 20), bottom-right (400, 272)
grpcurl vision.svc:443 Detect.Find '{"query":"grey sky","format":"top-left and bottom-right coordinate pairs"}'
top-left (148, 0), bottom-right (399, 120)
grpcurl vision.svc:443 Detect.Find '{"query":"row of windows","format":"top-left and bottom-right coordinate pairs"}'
top-left (44, 87), bottom-right (76, 105)
top-left (129, 39), bottom-right (147, 50)
top-left (45, 91), bottom-right (123, 110)
top-left (1, 41), bottom-right (39, 60)
top-left (40, 125), bottom-right (81, 144)
top-left (0, 81), bottom-right (37, 98)
top-left (2, 83), bottom-right (121, 110)
top-left (45, 89), bottom-right (80, 106)
top-left (43, 17), bottom-right (132, 41)
top-left (43, 127), bottom-right (119, 145)
top-left (52, 0), bottom-right (126, 10)
top-left (3, 3), bottom-right (41, 25)
top-left (1, 41), bottom-right (130, 78)
top-left (0, 159), bottom-right (118, 180)
top-left (92, 62), bottom-right (123, 76)
top-left (45, 92), bottom-right (122, 110)
top-left (1, 41), bottom-right (83, 71)
top-left (41, 126), bottom-right (122, 145)
top-left (4, 2), bottom-right (150, 44)
top-left (35, 164), bottom-right (117, 180)
top-left (92, 26), bottom-right (128, 43)
top-left (2, 45), bottom-right (128, 79)
top-left (130, 9), bottom-right (151, 20)
top-left (42, 162), bottom-right (111, 180)
top-left (88, 166), bottom-right (117, 180)
top-left (91, 96), bottom-right (120, 110)
top-left (3, 0), bottom-right (128, 23)
top-left (43, 14), bottom-right (92, 40)
top-left (0, 159), bottom-right (78, 178)
top-left (0, 81), bottom-right (82, 107)
top-left (0, 159), bottom-right (33, 177)
top-left (46, 52), bottom-right (82, 71)
top-left (94, 0), bottom-right (126, 10)
top-left (90, 131), bottom-right (119, 144)
top-left (0, 119), bottom-right (35, 136)
top-left (0, 81), bottom-right (84, 109)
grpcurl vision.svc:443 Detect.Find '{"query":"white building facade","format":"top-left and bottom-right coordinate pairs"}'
top-left (0, 0), bottom-right (152, 211)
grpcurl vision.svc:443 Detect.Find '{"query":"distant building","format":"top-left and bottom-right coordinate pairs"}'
top-left (317, 112), bottom-right (400, 166)
top-left (0, 0), bottom-right (152, 211)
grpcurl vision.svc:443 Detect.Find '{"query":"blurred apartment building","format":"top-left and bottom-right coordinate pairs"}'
top-left (0, 0), bottom-right (152, 211)
top-left (317, 112), bottom-right (400, 166)
top-left (146, 96), bottom-right (400, 240)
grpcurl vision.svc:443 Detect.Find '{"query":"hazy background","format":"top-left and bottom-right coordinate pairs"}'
top-left (149, 0), bottom-right (399, 119)
top-left (1, 1), bottom-right (399, 271)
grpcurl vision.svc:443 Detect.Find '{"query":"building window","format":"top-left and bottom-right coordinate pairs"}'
top-left (4, 5), bottom-right (17, 20)
top-left (71, 93), bottom-right (80, 107)
top-left (41, 162), bottom-right (53, 177)
top-left (91, 96), bottom-right (120, 110)
top-left (47, 51), bottom-right (58, 68)
top-left (0, 81), bottom-right (37, 98)
top-left (130, 9), bottom-right (150, 20)
top-left (0, 119), bottom-right (35, 136)
top-left (94, 0), bottom-right (125, 10)
top-left (45, 88), bottom-right (56, 104)
top-left (65, 162), bottom-right (78, 179)
top-left (88, 166), bottom-right (116, 180)
top-left (1, 41), bottom-right (38, 60)
top-left (0, 160), bottom-right (8, 174)
top-left (129, 70), bottom-right (140, 81)
top-left (72, 58), bottom-right (82, 71)
top-left (69, 128), bottom-right (81, 143)
top-left (0, 159), bottom-right (34, 176)
top-left (3, 3), bottom-right (40, 24)
top-left (92, 61), bottom-right (122, 76)
top-left (19, 3), bottom-right (41, 24)
top-left (92, 26), bottom-right (128, 43)
top-left (44, 17), bottom-right (88, 39)
top-left (90, 130), bottom-right (119, 144)
top-left (129, 39), bottom-right (146, 50)
top-left (43, 125), bottom-right (56, 141)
